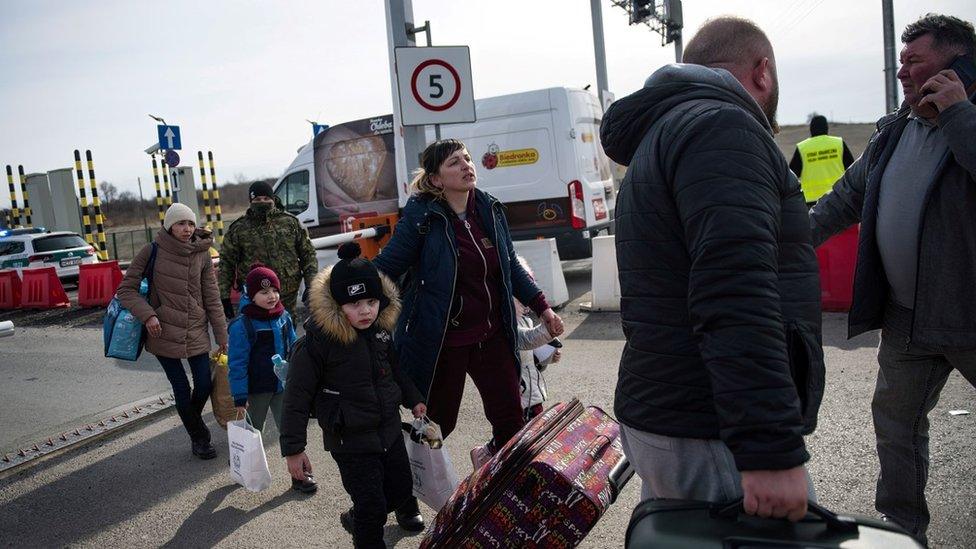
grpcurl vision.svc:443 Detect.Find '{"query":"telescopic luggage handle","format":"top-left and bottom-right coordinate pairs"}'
top-left (714, 499), bottom-right (858, 534)
top-left (608, 457), bottom-right (635, 504)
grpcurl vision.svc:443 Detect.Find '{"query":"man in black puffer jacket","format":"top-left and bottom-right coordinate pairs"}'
top-left (601, 16), bottom-right (824, 522)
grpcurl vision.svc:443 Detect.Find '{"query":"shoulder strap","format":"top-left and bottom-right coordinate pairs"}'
top-left (243, 316), bottom-right (256, 345)
top-left (280, 316), bottom-right (291, 359)
top-left (143, 242), bottom-right (158, 287)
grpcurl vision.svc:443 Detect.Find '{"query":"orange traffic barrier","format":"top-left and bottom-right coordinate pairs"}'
top-left (20, 267), bottom-right (70, 309)
top-left (353, 213), bottom-right (399, 260)
top-left (0, 270), bottom-right (22, 309)
top-left (77, 261), bottom-right (123, 307)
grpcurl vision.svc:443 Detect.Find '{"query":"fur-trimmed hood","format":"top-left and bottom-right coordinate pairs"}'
top-left (307, 264), bottom-right (400, 345)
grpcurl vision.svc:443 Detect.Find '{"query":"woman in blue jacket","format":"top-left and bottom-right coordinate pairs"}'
top-left (373, 139), bottom-right (564, 462)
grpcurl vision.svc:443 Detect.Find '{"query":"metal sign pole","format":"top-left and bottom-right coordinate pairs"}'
top-left (590, 0), bottom-right (611, 111)
top-left (385, 0), bottom-right (428, 207)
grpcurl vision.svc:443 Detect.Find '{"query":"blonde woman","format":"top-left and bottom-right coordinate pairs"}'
top-left (372, 138), bottom-right (564, 526)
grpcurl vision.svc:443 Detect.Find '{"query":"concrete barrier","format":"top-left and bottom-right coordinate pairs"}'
top-left (513, 238), bottom-right (569, 308)
top-left (579, 235), bottom-right (619, 312)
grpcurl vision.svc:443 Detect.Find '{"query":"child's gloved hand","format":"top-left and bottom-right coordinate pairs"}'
top-left (412, 402), bottom-right (427, 418)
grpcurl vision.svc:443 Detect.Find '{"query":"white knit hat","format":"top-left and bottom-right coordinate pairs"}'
top-left (163, 203), bottom-right (196, 231)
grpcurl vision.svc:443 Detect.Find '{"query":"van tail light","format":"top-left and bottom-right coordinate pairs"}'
top-left (84, 246), bottom-right (95, 257)
top-left (569, 180), bottom-right (586, 229)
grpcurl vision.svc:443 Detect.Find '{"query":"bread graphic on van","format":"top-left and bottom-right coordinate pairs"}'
top-left (325, 134), bottom-right (387, 202)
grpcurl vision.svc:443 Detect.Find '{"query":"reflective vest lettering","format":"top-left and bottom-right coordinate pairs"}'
top-left (797, 135), bottom-right (845, 202)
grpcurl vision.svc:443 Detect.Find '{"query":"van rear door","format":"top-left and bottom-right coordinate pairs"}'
top-left (563, 89), bottom-right (614, 229)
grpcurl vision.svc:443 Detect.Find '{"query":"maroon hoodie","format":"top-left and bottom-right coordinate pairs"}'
top-left (444, 193), bottom-right (548, 347)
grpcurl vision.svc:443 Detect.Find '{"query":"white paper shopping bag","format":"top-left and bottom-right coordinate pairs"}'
top-left (228, 417), bottom-right (272, 492)
top-left (403, 419), bottom-right (460, 510)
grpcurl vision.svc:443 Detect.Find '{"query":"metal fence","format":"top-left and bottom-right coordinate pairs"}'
top-left (106, 227), bottom-right (154, 262)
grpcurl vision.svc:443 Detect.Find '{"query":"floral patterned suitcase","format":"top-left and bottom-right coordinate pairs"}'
top-left (420, 398), bottom-right (634, 548)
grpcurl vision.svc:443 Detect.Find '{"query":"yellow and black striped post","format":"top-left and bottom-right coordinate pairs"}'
top-left (161, 159), bottom-right (173, 207)
top-left (208, 151), bottom-right (224, 244)
top-left (74, 150), bottom-right (95, 246)
top-left (85, 150), bottom-right (108, 260)
top-left (151, 154), bottom-right (165, 226)
top-left (6, 165), bottom-right (21, 228)
top-left (197, 151), bottom-right (213, 230)
top-left (17, 165), bottom-right (31, 228)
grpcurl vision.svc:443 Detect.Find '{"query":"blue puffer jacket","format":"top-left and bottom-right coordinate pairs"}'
top-left (228, 311), bottom-right (297, 406)
top-left (372, 189), bottom-right (543, 399)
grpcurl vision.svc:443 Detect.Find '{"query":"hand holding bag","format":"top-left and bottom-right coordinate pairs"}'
top-left (403, 417), bottom-right (460, 510)
top-left (227, 412), bottom-right (273, 492)
top-left (103, 243), bottom-right (157, 361)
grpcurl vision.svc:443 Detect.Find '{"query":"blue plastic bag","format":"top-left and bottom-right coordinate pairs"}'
top-left (104, 294), bottom-right (146, 360)
top-left (103, 243), bottom-right (157, 361)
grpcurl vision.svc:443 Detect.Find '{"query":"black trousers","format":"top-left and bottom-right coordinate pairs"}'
top-left (156, 353), bottom-right (212, 443)
top-left (331, 438), bottom-right (413, 549)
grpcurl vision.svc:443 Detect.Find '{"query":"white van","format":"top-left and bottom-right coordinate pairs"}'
top-left (272, 87), bottom-right (615, 259)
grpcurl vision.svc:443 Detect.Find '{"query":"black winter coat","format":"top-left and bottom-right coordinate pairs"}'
top-left (279, 266), bottom-right (423, 456)
top-left (601, 64), bottom-right (824, 471)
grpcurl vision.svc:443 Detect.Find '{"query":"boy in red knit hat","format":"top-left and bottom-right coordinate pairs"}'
top-left (228, 264), bottom-right (312, 492)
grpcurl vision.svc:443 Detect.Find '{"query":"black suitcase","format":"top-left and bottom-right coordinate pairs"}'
top-left (625, 499), bottom-right (924, 548)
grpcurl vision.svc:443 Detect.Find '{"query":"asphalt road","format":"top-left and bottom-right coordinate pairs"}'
top-left (0, 326), bottom-right (171, 453)
top-left (0, 264), bottom-right (974, 548)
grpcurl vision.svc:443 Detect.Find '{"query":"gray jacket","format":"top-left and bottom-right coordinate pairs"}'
top-left (810, 99), bottom-right (976, 349)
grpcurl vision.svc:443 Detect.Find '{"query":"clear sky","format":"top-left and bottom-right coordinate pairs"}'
top-left (1, 0), bottom-right (973, 202)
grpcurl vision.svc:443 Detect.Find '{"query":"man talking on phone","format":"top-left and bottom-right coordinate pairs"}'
top-left (809, 13), bottom-right (976, 545)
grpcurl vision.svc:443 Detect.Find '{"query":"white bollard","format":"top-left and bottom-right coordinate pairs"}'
top-left (513, 239), bottom-right (569, 308)
top-left (0, 320), bottom-right (14, 338)
top-left (580, 235), bottom-right (620, 312)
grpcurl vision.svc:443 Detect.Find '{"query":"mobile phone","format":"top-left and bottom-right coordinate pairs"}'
top-left (948, 54), bottom-right (976, 92)
top-left (917, 54), bottom-right (976, 118)
top-left (548, 338), bottom-right (563, 348)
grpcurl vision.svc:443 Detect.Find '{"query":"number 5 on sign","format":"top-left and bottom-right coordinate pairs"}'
top-left (395, 46), bottom-right (476, 126)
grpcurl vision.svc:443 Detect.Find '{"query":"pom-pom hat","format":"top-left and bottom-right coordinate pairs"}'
top-left (329, 242), bottom-right (388, 308)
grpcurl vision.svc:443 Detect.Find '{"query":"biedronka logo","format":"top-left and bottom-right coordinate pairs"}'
top-left (482, 143), bottom-right (539, 170)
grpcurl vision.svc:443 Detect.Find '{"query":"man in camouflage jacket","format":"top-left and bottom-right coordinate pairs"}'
top-left (219, 181), bottom-right (318, 318)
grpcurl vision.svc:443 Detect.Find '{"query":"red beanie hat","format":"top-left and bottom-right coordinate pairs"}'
top-left (245, 263), bottom-right (280, 299)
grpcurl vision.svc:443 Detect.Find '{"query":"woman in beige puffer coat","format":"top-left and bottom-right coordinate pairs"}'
top-left (117, 203), bottom-right (228, 459)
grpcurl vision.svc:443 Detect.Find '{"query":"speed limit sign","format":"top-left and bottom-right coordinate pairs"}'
top-left (395, 46), bottom-right (476, 126)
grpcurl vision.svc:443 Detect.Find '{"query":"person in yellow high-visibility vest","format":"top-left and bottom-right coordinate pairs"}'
top-left (789, 115), bottom-right (854, 204)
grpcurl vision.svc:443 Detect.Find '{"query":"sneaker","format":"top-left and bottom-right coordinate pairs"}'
top-left (291, 474), bottom-right (318, 494)
top-left (191, 440), bottom-right (217, 460)
top-left (339, 509), bottom-right (354, 534)
top-left (470, 444), bottom-right (492, 471)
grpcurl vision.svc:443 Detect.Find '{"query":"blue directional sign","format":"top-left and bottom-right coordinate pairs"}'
top-left (157, 125), bottom-right (182, 151)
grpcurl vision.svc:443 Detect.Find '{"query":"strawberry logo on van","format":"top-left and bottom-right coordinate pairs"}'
top-left (482, 143), bottom-right (499, 170)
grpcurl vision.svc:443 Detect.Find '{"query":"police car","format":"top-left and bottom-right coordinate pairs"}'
top-left (0, 227), bottom-right (99, 282)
